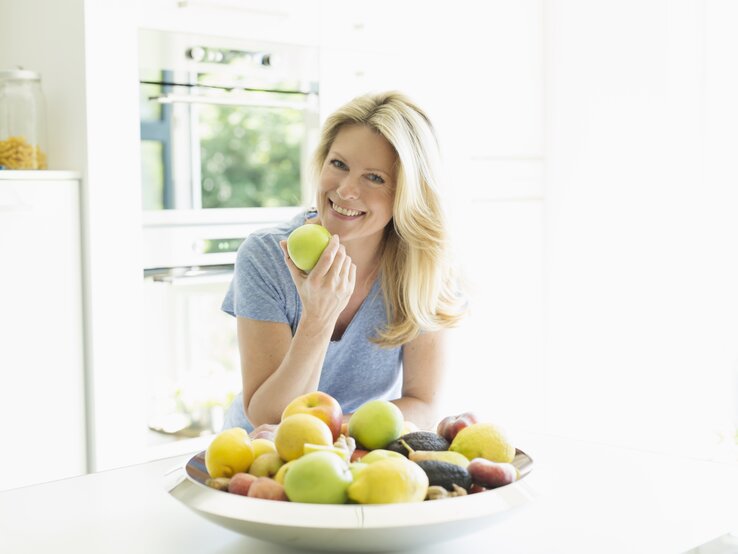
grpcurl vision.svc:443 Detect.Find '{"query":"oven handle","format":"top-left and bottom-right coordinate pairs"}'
top-left (151, 93), bottom-right (312, 111)
top-left (149, 266), bottom-right (234, 286)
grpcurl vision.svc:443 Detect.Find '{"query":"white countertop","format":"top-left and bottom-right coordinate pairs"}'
top-left (1, 432), bottom-right (737, 554)
top-left (0, 170), bottom-right (81, 180)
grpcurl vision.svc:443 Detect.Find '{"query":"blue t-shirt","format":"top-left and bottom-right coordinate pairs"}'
top-left (221, 211), bottom-right (403, 431)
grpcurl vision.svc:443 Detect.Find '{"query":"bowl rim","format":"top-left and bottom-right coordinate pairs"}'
top-left (165, 448), bottom-right (535, 530)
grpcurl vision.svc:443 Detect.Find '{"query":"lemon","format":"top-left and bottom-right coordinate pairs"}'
top-left (449, 423), bottom-right (515, 463)
top-left (205, 427), bottom-right (255, 478)
top-left (347, 458), bottom-right (428, 504)
top-left (303, 443), bottom-right (350, 462)
top-left (349, 461), bottom-right (368, 480)
top-left (274, 459), bottom-right (296, 484)
top-left (358, 449), bottom-right (406, 464)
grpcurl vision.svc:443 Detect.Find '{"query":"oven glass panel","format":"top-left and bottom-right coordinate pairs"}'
top-left (144, 276), bottom-right (241, 438)
top-left (198, 100), bottom-right (304, 209)
top-left (139, 74), bottom-right (313, 212)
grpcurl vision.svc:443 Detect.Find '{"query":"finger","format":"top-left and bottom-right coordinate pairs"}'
top-left (338, 252), bottom-right (352, 282)
top-left (249, 424), bottom-right (269, 439)
top-left (328, 245), bottom-right (349, 284)
top-left (311, 235), bottom-right (340, 277)
top-left (348, 262), bottom-right (357, 292)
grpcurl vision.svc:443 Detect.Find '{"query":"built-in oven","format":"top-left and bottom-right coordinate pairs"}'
top-left (137, 29), bottom-right (318, 449)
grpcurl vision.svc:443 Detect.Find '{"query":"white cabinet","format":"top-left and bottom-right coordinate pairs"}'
top-left (0, 171), bottom-right (86, 490)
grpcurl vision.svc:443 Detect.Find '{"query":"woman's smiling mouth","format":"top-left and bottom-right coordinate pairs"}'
top-left (330, 199), bottom-right (365, 218)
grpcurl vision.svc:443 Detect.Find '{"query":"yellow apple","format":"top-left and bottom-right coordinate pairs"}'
top-left (281, 391), bottom-right (343, 441)
top-left (274, 413), bottom-right (334, 461)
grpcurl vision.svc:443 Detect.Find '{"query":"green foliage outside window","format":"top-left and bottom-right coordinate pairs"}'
top-left (198, 105), bottom-right (304, 209)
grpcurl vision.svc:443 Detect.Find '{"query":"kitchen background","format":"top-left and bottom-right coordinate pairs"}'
top-left (1, 0), bottom-right (736, 491)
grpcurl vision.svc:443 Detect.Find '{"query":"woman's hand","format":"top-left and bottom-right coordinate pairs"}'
top-left (249, 423), bottom-right (278, 441)
top-left (279, 235), bottom-right (356, 326)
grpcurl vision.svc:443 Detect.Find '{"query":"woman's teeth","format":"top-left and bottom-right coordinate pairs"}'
top-left (332, 202), bottom-right (363, 217)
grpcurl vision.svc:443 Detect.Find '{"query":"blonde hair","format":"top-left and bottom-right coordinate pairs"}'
top-left (313, 91), bottom-right (466, 347)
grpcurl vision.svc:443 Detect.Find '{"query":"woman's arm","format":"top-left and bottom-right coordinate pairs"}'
top-left (237, 316), bottom-right (332, 426)
top-left (391, 329), bottom-right (448, 430)
top-left (238, 235), bottom-right (356, 427)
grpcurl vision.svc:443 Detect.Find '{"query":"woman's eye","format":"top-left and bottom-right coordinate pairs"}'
top-left (367, 173), bottom-right (385, 184)
top-left (330, 159), bottom-right (348, 170)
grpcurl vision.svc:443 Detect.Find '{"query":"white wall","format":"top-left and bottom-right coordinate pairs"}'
top-left (543, 0), bottom-right (738, 457)
top-left (319, 1), bottom-right (547, 433)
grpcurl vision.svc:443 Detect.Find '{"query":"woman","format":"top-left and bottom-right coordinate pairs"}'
top-left (222, 91), bottom-right (465, 433)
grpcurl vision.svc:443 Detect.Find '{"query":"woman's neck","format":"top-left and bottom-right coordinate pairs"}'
top-left (343, 235), bottom-right (383, 289)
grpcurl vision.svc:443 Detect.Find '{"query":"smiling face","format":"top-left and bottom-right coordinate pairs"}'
top-left (317, 124), bottom-right (397, 253)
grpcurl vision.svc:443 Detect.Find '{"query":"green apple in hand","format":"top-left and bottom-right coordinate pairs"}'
top-left (283, 451), bottom-right (352, 504)
top-left (348, 400), bottom-right (404, 450)
top-left (287, 223), bottom-right (332, 272)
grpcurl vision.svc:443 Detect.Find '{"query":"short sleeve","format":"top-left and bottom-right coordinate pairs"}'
top-left (221, 233), bottom-right (291, 324)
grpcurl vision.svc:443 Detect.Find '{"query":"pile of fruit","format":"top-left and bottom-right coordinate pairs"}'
top-left (203, 391), bottom-right (519, 504)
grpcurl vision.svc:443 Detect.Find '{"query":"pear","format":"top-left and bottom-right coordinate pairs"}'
top-left (398, 438), bottom-right (470, 468)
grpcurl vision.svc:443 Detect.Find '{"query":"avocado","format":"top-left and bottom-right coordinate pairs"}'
top-left (385, 431), bottom-right (450, 457)
top-left (416, 460), bottom-right (472, 492)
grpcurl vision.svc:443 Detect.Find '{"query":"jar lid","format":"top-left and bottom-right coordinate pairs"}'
top-left (0, 69), bottom-right (40, 80)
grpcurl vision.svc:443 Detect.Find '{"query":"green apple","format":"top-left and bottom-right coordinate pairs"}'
top-left (283, 451), bottom-right (353, 504)
top-left (286, 224), bottom-right (332, 272)
top-left (348, 400), bottom-right (404, 450)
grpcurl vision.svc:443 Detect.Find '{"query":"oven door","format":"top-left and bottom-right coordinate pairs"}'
top-left (141, 209), bottom-right (302, 440)
top-left (144, 266), bottom-right (239, 438)
top-left (138, 29), bottom-right (320, 216)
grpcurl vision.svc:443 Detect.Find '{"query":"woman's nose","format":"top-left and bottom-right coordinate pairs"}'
top-left (336, 176), bottom-right (360, 200)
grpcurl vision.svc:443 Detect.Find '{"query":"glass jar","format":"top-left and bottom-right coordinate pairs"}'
top-left (0, 69), bottom-right (47, 170)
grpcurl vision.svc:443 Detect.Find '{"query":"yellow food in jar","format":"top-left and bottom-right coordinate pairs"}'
top-left (0, 136), bottom-right (48, 169)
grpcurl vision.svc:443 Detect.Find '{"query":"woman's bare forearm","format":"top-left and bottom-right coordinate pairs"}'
top-left (245, 316), bottom-right (334, 426)
top-left (391, 396), bottom-right (441, 432)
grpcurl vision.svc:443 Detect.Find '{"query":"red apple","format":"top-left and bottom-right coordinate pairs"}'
top-left (350, 448), bottom-right (369, 463)
top-left (436, 412), bottom-right (479, 443)
top-left (228, 472), bottom-right (258, 496)
top-left (281, 391), bottom-right (343, 441)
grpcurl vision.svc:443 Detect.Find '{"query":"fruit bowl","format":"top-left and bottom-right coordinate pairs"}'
top-left (165, 448), bottom-right (536, 552)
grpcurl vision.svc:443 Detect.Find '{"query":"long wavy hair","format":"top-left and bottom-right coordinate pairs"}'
top-left (313, 91), bottom-right (466, 347)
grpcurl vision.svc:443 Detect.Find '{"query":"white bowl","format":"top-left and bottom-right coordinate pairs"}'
top-left (165, 449), bottom-right (536, 552)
